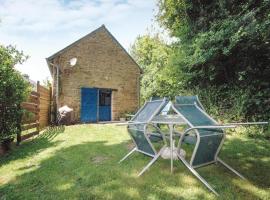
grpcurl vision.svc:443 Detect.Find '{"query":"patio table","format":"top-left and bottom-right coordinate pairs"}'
top-left (151, 115), bottom-right (187, 173)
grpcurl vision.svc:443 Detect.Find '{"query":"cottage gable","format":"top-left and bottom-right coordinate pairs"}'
top-left (47, 25), bottom-right (142, 75)
top-left (46, 25), bottom-right (141, 122)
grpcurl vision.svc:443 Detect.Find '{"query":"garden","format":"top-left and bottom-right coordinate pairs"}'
top-left (0, 124), bottom-right (270, 200)
top-left (1, 1), bottom-right (270, 199)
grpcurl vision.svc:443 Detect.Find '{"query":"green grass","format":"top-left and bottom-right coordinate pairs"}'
top-left (0, 124), bottom-right (269, 200)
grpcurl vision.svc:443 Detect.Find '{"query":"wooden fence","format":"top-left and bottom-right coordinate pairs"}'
top-left (18, 81), bottom-right (51, 143)
top-left (39, 83), bottom-right (51, 128)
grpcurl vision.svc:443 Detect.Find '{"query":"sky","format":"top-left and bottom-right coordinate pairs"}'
top-left (0, 0), bottom-right (157, 82)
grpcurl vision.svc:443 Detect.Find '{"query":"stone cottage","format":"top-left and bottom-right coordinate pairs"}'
top-left (46, 25), bottom-right (142, 122)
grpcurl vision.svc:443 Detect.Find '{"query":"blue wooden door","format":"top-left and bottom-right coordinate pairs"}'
top-left (99, 106), bottom-right (111, 121)
top-left (81, 88), bottom-right (98, 122)
top-left (98, 90), bottom-right (111, 121)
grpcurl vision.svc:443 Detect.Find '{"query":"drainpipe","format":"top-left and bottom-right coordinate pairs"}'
top-left (49, 62), bottom-right (60, 113)
top-left (56, 65), bottom-right (59, 111)
top-left (49, 57), bottom-right (76, 122)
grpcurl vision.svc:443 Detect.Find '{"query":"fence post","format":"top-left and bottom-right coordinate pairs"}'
top-left (36, 81), bottom-right (40, 134)
top-left (49, 86), bottom-right (52, 125)
top-left (17, 106), bottom-right (22, 145)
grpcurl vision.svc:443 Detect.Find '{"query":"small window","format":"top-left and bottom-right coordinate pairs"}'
top-left (99, 90), bottom-right (111, 106)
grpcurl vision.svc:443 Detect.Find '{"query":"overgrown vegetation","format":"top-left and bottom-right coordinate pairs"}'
top-left (130, 34), bottom-right (173, 101)
top-left (0, 45), bottom-right (30, 142)
top-left (131, 0), bottom-right (270, 137)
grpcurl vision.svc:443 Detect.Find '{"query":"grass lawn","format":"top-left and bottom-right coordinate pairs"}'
top-left (0, 124), bottom-right (269, 200)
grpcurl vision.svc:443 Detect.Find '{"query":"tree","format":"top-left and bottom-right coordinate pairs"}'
top-left (157, 0), bottom-right (270, 120)
top-left (130, 34), bottom-right (174, 102)
top-left (42, 76), bottom-right (52, 89)
top-left (0, 45), bottom-right (30, 143)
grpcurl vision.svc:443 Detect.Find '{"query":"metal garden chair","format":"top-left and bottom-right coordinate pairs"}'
top-left (119, 98), bottom-right (169, 176)
top-left (173, 96), bottom-right (205, 144)
top-left (172, 96), bottom-right (268, 195)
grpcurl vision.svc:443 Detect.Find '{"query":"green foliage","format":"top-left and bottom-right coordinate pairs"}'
top-left (42, 77), bottom-right (52, 89)
top-left (156, 0), bottom-right (270, 121)
top-left (0, 45), bottom-right (30, 141)
top-left (130, 34), bottom-right (175, 102)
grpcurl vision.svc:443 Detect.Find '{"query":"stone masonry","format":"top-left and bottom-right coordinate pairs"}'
top-left (47, 25), bottom-right (141, 122)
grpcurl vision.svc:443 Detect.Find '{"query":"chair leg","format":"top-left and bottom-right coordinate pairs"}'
top-left (217, 157), bottom-right (246, 180)
top-left (119, 147), bottom-right (137, 163)
top-left (138, 147), bottom-right (165, 177)
top-left (177, 153), bottom-right (219, 196)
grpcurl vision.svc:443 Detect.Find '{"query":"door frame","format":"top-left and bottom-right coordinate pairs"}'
top-left (81, 87), bottom-right (115, 122)
top-left (98, 89), bottom-right (112, 121)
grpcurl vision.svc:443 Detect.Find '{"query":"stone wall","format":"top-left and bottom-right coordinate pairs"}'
top-left (50, 26), bottom-right (140, 122)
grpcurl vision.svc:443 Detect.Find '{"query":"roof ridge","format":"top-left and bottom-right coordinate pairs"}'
top-left (47, 25), bottom-right (105, 61)
top-left (46, 24), bottom-right (142, 74)
top-left (101, 26), bottom-right (142, 74)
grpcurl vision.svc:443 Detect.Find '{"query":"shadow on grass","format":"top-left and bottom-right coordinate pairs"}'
top-left (37, 125), bottom-right (65, 141)
top-left (220, 137), bottom-right (270, 189)
top-left (0, 126), bottom-right (65, 166)
top-left (0, 141), bottom-right (207, 199)
top-left (0, 137), bottom-right (269, 200)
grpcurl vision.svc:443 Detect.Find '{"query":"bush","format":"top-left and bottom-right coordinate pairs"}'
top-left (181, 86), bottom-right (270, 138)
top-left (157, 0), bottom-right (270, 122)
top-left (0, 45), bottom-right (30, 142)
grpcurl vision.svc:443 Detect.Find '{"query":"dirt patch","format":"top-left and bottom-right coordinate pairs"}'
top-left (126, 142), bottom-right (135, 151)
top-left (0, 176), bottom-right (7, 185)
top-left (91, 155), bottom-right (108, 164)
